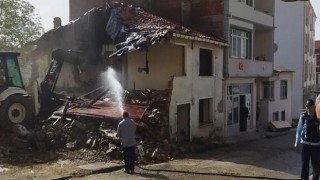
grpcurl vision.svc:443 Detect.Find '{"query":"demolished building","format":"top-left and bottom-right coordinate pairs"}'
top-left (28, 1), bottom-right (228, 143)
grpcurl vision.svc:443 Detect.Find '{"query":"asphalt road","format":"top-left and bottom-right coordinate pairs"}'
top-left (74, 130), bottom-right (302, 180)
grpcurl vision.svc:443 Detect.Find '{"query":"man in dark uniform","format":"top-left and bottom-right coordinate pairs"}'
top-left (240, 103), bottom-right (249, 131)
top-left (295, 99), bottom-right (320, 180)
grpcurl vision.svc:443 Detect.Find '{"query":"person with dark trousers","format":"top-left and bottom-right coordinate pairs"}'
top-left (256, 102), bottom-right (260, 132)
top-left (117, 112), bottom-right (136, 174)
top-left (240, 102), bottom-right (249, 131)
top-left (295, 99), bottom-right (320, 180)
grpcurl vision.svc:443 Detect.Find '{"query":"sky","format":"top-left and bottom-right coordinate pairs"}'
top-left (25, 0), bottom-right (69, 31)
top-left (26, 0), bottom-right (320, 39)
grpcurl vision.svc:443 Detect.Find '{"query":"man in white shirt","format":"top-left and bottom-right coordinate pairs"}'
top-left (117, 111), bottom-right (136, 174)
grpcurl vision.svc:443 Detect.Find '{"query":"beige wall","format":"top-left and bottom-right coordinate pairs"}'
top-left (168, 38), bottom-right (225, 141)
top-left (126, 38), bottom-right (225, 141)
top-left (127, 43), bottom-right (184, 90)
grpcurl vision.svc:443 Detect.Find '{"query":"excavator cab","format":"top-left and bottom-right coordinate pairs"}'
top-left (0, 52), bottom-right (25, 90)
top-left (0, 52), bottom-right (32, 129)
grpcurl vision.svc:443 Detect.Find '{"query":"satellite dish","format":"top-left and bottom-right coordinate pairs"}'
top-left (274, 43), bottom-right (278, 53)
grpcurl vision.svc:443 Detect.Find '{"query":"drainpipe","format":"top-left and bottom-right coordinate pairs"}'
top-left (222, 0), bottom-right (230, 139)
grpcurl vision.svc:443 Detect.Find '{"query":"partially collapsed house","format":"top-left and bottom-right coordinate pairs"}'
top-left (29, 2), bottom-right (228, 142)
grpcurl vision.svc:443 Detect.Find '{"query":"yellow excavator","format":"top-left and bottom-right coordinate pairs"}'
top-left (0, 49), bottom-right (82, 129)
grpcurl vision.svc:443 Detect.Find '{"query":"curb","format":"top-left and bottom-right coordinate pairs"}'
top-left (53, 162), bottom-right (123, 180)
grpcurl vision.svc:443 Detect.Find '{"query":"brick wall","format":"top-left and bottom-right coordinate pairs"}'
top-left (190, 0), bottom-right (224, 37)
top-left (150, 0), bottom-right (182, 23)
top-left (70, 0), bottom-right (104, 20)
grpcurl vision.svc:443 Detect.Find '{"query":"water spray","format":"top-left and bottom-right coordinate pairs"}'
top-left (101, 67), bottom-right (124, 114)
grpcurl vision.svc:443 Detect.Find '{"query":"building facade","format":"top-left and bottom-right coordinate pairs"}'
top-left (67, 0), bottom-right (278, 138)
top-left (224, 0), bottom-right (275, 136)
top-left (315, 41), bottom-right (320, 90)
top-left (274, 0), bottom-right (316, 119)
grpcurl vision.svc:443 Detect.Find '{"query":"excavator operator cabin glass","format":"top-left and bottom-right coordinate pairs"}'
top-left (5, 56), bottom-right (23, 88)
top-left (0, 57), bottom-right (7, 85)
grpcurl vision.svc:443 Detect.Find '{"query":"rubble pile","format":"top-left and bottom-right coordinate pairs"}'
top-left (0, 89), bottom-right (175, 164)
top-left (125, 89), bottom-right (172, 163)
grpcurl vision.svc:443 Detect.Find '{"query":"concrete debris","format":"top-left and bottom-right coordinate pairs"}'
top-left (0, 89), bottom-right (213, 165)
top-left (0, 166), bottom-right (9, 173)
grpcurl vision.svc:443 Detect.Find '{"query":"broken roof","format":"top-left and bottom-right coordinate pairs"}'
top-left (31, 2), bottom-right (227, 58)
top-left (108, 3), bottom-right (227, 56)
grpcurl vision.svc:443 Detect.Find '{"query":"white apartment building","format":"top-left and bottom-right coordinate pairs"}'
top-left (274, 0), bottom-right (316, 119)
top-left (225, 0), bottom-right (275, 136)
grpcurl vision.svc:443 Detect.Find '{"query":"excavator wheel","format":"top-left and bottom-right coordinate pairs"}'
top-left (0, 95), bottom-right (32, 130)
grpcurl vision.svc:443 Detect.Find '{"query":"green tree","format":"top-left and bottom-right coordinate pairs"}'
top-left (0, 0), bottom-right (44, 50)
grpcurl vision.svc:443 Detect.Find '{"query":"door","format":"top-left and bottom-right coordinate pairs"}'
top-left (239, 95), bottom-right (248, 132)
top-left (176, 104), bottom-right (190, 142)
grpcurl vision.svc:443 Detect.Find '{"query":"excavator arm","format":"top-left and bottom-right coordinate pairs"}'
top-left (39, 49), bottom-right (83, 117)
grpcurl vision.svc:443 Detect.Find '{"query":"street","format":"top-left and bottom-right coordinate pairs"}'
top-left (74, 130), bottom-right (301, 180)
top-left (0, 130), bottom-right (304, 180)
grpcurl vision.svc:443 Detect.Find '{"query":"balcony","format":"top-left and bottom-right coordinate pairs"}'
top-left (229, 0), bottom-right (274, 28)
top-left (228, 58), bottom-right (273, 77)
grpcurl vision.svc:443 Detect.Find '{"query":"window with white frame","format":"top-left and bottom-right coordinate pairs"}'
top-left (263, 81), bottom-right (274, 100)
top-left (280, 80), bottom-right (288, 99)
top-left (230, 29), bottom-right (251, 59)
top-left (238, 0), bottom-right (253, 6)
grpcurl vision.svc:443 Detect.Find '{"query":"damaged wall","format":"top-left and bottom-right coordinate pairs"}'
top-left (126, 42), bottom-right (184, 90)
top-left (122, 37), bottom-right (225, 141)
top-left (114, 37), bottom-right (225, 141)
top-left (168, 38), bottom-right (225, 140)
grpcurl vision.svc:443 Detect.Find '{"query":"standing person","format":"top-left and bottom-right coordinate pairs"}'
top-left (256, 102), bottom-right (260, 132)
top-left (117, 112), bottom-right (136, 174)
top-left (240, 102), bottom-right (249, 131)
top-left (294, 99), bottom-right (320, 180)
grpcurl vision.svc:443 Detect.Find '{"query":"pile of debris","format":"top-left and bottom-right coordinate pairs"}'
top-left (0, 89), bottom-right (177, 164)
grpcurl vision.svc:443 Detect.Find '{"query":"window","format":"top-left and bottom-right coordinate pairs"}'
top-left (199, 98), bottom-right (213, 126)
top-left (306, 7), bottom-right (309, 26)
top-left (263, 81), bottom-right (274, 100)
top-left (199, 48), bottom-right (213, 76)
top-left (6, 56), bottom-right (23, 88)
top-left (281, 111), bottom-right (285, 121)
top-left (273, 112), bottom-right (279, 121)
top-left (182, 46), bottom-right (186, 76)
top-left (238, 0), bottom-right (253, 6)
top-left (305, 34), bottom-right (309, 54)
top-left (280, 80), bottom-right (288, 99)
top-left (304, 61), bottom-right (307, 81)
top-left (230, 29), bottom-right (251, 59)
top-left (0, 57), bottom-right (7, 85)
